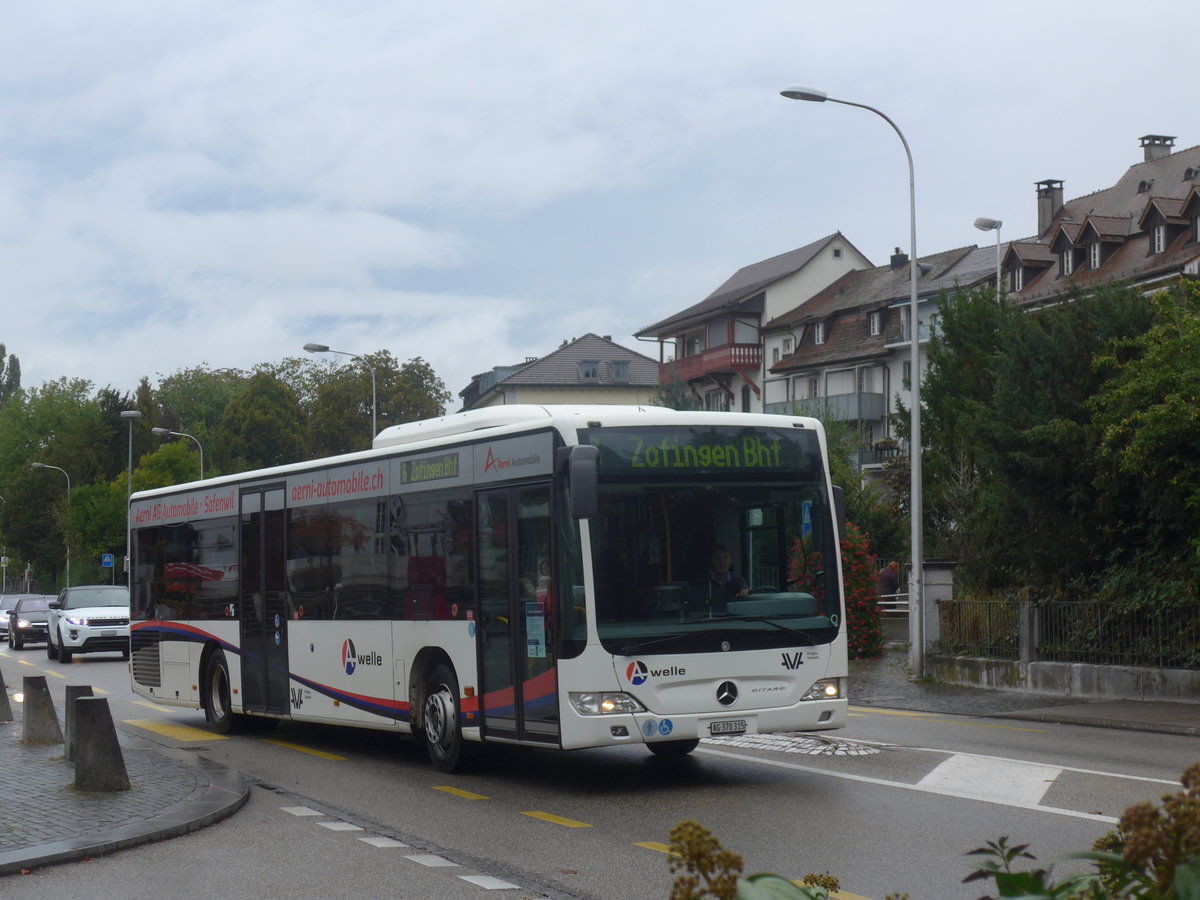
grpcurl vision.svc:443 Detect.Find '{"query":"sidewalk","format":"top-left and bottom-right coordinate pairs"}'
top-left (850, 646), bottom-right (1200, 737)
top-left (3, 650), bottom-right (1197, 878)
top-left (0, 692), bottom-right (248, 877)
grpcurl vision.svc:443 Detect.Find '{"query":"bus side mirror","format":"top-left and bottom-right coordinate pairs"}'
top-left (560, 445), bottom-right (599, 519)
top-left (832, 485), bottom-right (846, 542)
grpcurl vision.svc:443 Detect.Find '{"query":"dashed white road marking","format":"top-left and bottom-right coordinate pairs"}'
top-left (405, 853), bottom-right (460, 867)
top-left (919, 754), bottom-right (1061, 806)
top-left (318, 821), bottom-right (364, 832)
top-left (359, 836), bottom-right (409, 848)
top-left (281, 806), bottom-right (323, 816)
top-left (458, 874), bottom-right (520, 889)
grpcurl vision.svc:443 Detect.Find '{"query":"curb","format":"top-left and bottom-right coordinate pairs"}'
top-left (0, 749), bottom-right (249, 876)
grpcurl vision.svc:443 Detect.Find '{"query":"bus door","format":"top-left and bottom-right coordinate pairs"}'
top-left (239, 486), bottom-right (289, 715)
top-left (476, 483), bottom-right (559, 745)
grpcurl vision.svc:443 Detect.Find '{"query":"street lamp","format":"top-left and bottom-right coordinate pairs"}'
top-left (973, 217), bottom-right (1003, 296)
top-left (304, 342), bottom-right (377, 442)
top-left (31, 462), bottom-right (71, 588)
top-left (152, 427), bottom-right (205, 480)
top-left (780, 84), bottom-right (925, 676)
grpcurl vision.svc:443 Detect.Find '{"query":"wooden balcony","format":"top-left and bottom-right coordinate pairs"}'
top-left (663, 343), bottom-right (762, 382)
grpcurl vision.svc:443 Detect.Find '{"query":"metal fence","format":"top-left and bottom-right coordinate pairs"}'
top-left (936, 598), bottom-right (1200, 669)
top-left (1037, 601), bottom-right (1200, 669)
top-left (936, 598), bottom-right (1021, 660)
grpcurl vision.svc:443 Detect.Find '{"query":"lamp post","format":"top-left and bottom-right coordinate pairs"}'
top-left (152, 427), bottom-right (205, 479)
top-left (780, 84), bottom-right (925, 676)
top-left (304, 343), bottom-right (377, 442)
top-left (32, 462), bottom-right (71, 588)
top-left (973, 217), bottom-right (1003, 296)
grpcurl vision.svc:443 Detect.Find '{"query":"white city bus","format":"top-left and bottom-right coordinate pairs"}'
top-left (129, 405), bottom-right (848, 772)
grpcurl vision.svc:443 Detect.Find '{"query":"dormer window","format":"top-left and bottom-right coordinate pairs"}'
top-left (1061, 249), bottom-right (1074, 276)
top-left (1089, 241), bottom-right (1102, 269)
top-left (579, 360), bottom-right (599, 381)
top-left (782, 337), bottom-right (793, 353)
top-left (609, 360), bottom-right (630, 382)
top-left (1194, 213), bottom-right (1200, 243)
top-left (813, 322), bottom-right (826, 345)
top-left (1011, 266), bottom-right (1024, 291)
top-left (868, 310), bottom-right (881, 336)
top-left (1153, 224), bottom-right (1166, 254)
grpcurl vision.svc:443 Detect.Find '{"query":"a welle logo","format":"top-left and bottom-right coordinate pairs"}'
top-left (340, 638), bottom-right (383, 675)
top-left (626, 660), bottom-right (686, 685)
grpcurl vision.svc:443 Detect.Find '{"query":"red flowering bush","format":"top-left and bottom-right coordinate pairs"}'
top-left (788, 522), bottom-right (884, 660)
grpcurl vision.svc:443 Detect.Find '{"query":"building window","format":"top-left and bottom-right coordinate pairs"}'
top-left (579, 360), bottom-right (599, 381)
top-left (1012, 266), bottom-right (1024, 291)
top-left (1194, 214), bottom-right (1200, 243)
top-left (868, 310), bottom-right (881, 336)
top-left (902, 361), bottom-right (911, 384)
top-left (1061, 249), bottom-right (1073, 276)
top-left (833, 248), bottom-right (843, 259)
top-left (1153, 224), bottom-right (1166, 254)
top-left (609, 360), bottom-right (629, 382)
top-left (682, 334), bottom-right (702, 357)
top-left (772, 347), bottom-right (780, 364)
top-left (1089, 242), bottom-right (1102, 269)
top-left (704, 391), bottom-right (729, 411)
top-left (782, 337), bottom-right (793, 353)
top-left (813, 322), bottom-right (826, 345)
top-left (858, 368), bottom-right (875, 392)
top-left (808, 377), bottom-right (820, 398)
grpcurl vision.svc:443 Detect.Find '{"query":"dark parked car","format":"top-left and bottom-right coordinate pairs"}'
top-left (8, 595), bottom-right (53, 649)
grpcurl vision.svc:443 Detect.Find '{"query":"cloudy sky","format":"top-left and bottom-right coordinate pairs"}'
top-left (0, 1), bottom-right (1191, 408)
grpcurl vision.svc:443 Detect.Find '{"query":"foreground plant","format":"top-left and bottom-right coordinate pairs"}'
top-left (964, 761), bottom-right (1200, 898)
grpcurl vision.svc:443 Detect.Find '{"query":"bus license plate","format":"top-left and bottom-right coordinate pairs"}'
top-left (709, 719), bottom-right (747, 736)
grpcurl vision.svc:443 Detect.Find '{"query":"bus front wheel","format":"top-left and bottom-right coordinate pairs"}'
top-left (647, 738), bottom-right (700, 759)
top-left (423, 662), bottom-right (470, 773)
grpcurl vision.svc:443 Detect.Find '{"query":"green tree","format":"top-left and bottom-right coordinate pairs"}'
top-left (308, 351), bottom-right (450, 456)
top-left (1090, 280), bottom-right (1200, 570)
top-left (216, 372), bottom-right (307, 472)
top-left (0, 342), bottom-right (20, 405)
top-left (654, 375), bottom-right (700, 411)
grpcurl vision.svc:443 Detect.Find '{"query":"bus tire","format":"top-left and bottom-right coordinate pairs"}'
top-left (422, 661), bottom-right (470, 773)
top-left (203, 649), bottom-right (241, 735)
top-left (647, 738), bottom-right (699, 759)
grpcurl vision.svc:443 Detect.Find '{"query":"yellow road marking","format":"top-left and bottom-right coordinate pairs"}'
top-left (635, 841), bottom-right (675, 855)
top-left (17, 658), bottom-right (35, 666)
top-left (260, 737), bottom-right (348, 761)
top-left (42, 669), bottom-right (67, 679)
top-left (92, 687), bottom-right (110, 694)
top-left (433, 785), bottom-right (488, 800)
top-left (522, 811), bottom-right (591, 828)
top-left (848, 706), bottom-right (935, 717)
top-left (849, 705), bottom-right (1048, 732)
top-left (124, 719), bottom-right (227, 742)
top-left (133, 699), bottom-right (173, 713)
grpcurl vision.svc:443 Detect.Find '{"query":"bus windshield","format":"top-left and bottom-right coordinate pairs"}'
top-left (579, 423), bottom-right (841, 655)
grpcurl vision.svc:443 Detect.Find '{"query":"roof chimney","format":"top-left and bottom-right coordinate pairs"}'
top-left (1139, 135), bottom-right (1176, 162)
top-left (889, 247), bottom-right (908, 269)
top-left (1036, 179), bottom-right (1064, 236)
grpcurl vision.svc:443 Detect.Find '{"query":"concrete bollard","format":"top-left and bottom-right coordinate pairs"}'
top-left (0, 666), bottom-right (13, 723)
top-left (73, 697), bottom-right (130, 792)
top-left (64, 684), bottom-right (95, 762)
top-left (22, 675), bottom-right (63, 744)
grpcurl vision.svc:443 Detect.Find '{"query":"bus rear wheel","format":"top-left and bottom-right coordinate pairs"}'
top-left (422, 662), bottom-right (471, 773)
top-left (203, 649), bottom-right (242, 735)
top-left (647, 738), bottom-right (699, 759)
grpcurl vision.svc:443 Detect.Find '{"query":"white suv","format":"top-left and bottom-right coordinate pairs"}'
top-left (47, 585), bottom-right (131, 663)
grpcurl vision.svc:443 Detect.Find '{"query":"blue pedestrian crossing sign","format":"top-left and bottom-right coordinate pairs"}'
top-left (101, 553), bottom-right (115, 568)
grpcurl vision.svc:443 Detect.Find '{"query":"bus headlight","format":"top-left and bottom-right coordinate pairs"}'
top-left (569, 692), bottom-right (646, 716)
top-left (800, 679), bottom-right (842, 701)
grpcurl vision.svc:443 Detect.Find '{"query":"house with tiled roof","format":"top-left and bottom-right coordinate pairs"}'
top-left (1005, 136), bottom-right (1200, 303)
top-left (634, 232), bottom-right (871, 412)
top-left (764, 245), bottom-right (1000, 465)
top-left (457, 334), bottom-right (659, 411)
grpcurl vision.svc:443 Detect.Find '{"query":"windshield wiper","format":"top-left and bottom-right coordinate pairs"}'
top-left (618, 634), bottom-right (685, 656)
top-left (698, 615), bottom-right (820, 645)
